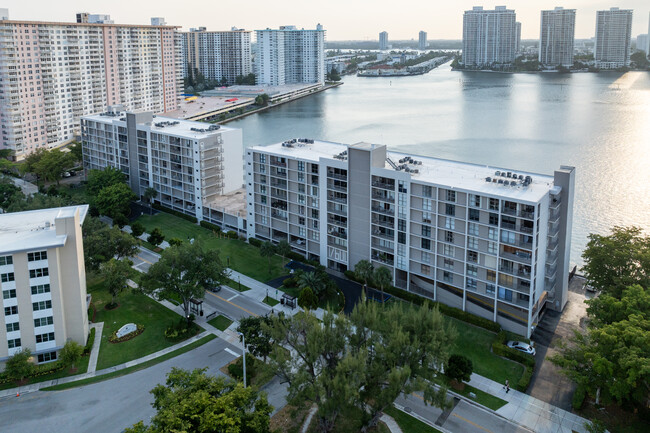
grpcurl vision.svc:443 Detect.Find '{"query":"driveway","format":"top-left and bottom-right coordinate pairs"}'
top-left (528, 276), bottom-right (590, 410)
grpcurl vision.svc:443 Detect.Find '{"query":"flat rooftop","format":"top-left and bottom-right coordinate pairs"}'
top-left (82, 111), bottom-right (239, 139)
top-left (204, 188), bottom-right (247, 216)
top-left (0, 205), bottom-right (89, 255)
top-left (251, 140), bottom-right (557, 202)
top-left (202, 83), bottom-right (321, 98)
top-left (165, 95), bottom-right (255, 121)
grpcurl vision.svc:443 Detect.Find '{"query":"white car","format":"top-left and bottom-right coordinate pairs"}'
top-left (507, 341), bottom-right (536, 356)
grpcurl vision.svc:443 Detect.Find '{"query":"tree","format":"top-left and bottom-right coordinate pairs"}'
top-left (25, 148), bottom-right (75, 185)
top-left (143, 186), bottom-right (157, 215)
top-left (326, 69), bottom-right (341, 81)
top-left (140, 242), bottom-right (230, 324)
top-left (68, 142), bottom-right (83, 163)
top-left (101, 258), bottom-right (132, 307)
top-left (297, 271), bottom-right (327, 297)
top-left (147, 227), bottom-right (165, 247)
top-left (276, 239), bottom-right (291, 266)
top-left (130, 221), bottom-right (145, 238)
top-left (630, 51), bottom-right (650, 69)
top-left (113, 213), bottom-right (129, 228)
top-left (95, 182), bottom-right (136, 219)
top-left (0, 177), bottom-right (22, 209)
top-left (59, 340), bottom-right (84, 371)
top-left (581, 226), bottom-right (650, 299)
top-left (86, 166), bottom-right (127, 197)
top-left (5, 349), bottom-right (34, 383)
top-left (237, 316), bottom-right (273, 362)
top-left (354, 259), bottom-right (374, 296)
top-left (373, 266), bottom-right (392, 303)
top-left (446, 354), bottom-right (473, 384)
top-left (123, 367), bottom-right (272, 433)
top-left (259, 241), bottom-right (276, 275)
top-left (298, 287), bottom-right (319, 310)
top-left (168, 237), bottom-right (183, 247)
top-left (83, 217), bottom-right (138, 271)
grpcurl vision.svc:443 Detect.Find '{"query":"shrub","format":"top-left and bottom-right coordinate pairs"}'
top-left (516, 365), bottom-right (535, 392)
top-left (147, 227), bottom-right (165, 246)
top-left (344, 270), bottom-right (357, 281)
top-left (108, 324), bottom-right (145, 343)
top-left (287, 251), bottom-right (306, 262)
top-left (113, 214), bottom-right (129, 228)
top-left (59, 340), bottom-right (84, 369)
top-left (200, 220), bottom-right (222, 233)
top-left (446, 354), bottom-right (474, 383)
top-left (164, 318), bottom-right (200, 342)
top-left (226, 230), bottom-right (238, 239)
top-left (248, 237), bottom-right (262, 247)
top-left (283, 277), bottom-right (297, 288)
top-left (152, 202), bottom-right (198, 223)
top-left (227, 356), bottom-right (259, 382)
top-left (572, 386), bottom-right (586, 410)
top-left (130, 221), bottom-right (145, 238)
top-left (168, 237), bottom-right (183, 247)
top-left (83, 327), bottom-right (96, 355)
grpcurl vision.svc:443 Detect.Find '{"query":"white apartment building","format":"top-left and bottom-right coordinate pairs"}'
top-left (379, 31), bottom-right (389, 50)
top-left (462, 6), bottom-right (517, 67)
top-left (81, 107), bottom-right (244, 230)
top-left (636, 34), bottom-right (648, 55)
top-left (180, 27), bottom-right (252, 84)
top-left (515, 22), bottom-right (521, 53)
top-left (418, 31), bottom-right (427, 50)
top-left (0, 11), bottom-right (183, 159)
top-left (246, 140), bottom-right (575, 337)
top-left (539, 7), bottom-right (576, 68)
top-left (594, 7), bottom-right (633, 69)
top-left (1, 205), bottom-right (89, 368)
top-left (255, 25), bottom-right (325, 86)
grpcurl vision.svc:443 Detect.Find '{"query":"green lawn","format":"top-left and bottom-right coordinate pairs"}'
top-left (88, 277), bottom-right (202, 370)
top-left (384, 406), bottom-right (442, 433)
top-left (224, 278), bottom-right (251, 292)
top-left (263, 296), bottom-right (280, 307)
top-left (135, 213), bottom-right (287, 281)
top-left (208, 315), bottom-right (233, 331)
top-left (437, 376), bottom-right (507, 410)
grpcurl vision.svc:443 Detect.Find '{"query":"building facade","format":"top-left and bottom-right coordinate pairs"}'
top-left (462, 6), bottom-right (517, 67)
top-left (180, 28), bottom-right (252, 84)
top-left (379, 31), bottom-right (388, 50)
top-left (81, 107), bottom-right (244, 228)
top-left (0, 12), bottom-right (183, 159)
top-left (636, 34), bottom-right (648, 55)
top-left (0, 205), bottom-right (89, 368)
top-left (246, 139), bottom-right (575, 338)
top-left (418, 31), bottom-right (427, 50)
top-left (594, 7), bottom-right (633, 69)
top-left (515, 22), bottom-right (521, 53)
top-left (539, 7), bottom-right (576, 67)
top-left (255, 25), bottom-right (325, 86)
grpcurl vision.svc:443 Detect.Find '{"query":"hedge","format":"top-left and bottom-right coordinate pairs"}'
top-left (83, 327), bottom-right (96, 355)
top-left (200, 220), bottom-right (222, 233)
top-left (248, 237), bottom-right (262, 247)
top-left (152, 202), bottom-right (198, 223)
top-left (287, 251), bottom-right (306, 262)
top-left (226, 230), bottom-right (238, 239)
top-left (572, 386), bottom-right (586, 410)
top-left (0, 361), bottom-right (66, 385)
top-left (517, 365), bottom-right (535, 392)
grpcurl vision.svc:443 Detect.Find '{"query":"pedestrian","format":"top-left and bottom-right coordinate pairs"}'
top-left (505, 379), bottom-right (510, 393)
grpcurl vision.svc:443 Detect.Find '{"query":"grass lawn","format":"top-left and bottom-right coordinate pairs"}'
top-left (208, 315), bottom-right (233, 331)
top-left (263, 296), bottom-right (280, 307)
top-left (306, 406), bottom-right (391, 433)
top-left (438, 377), bottom-right (507, 410)
top-left (384, 406), bottom-right (442, 433)
top-left (42, 334), bottom-right (216, 391)
top-left (88, 277), bottom-right (202, 370)
top-left (0, 355), bottom-right (90, 391)
top-left (224, 278), bottom-right (251, 292)
top-left (135, 212), bottom-right (287, 281)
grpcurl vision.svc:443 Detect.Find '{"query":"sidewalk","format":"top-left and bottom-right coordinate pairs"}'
top-left (468, 374), bottom-right (590, 433)
top-left (86, 322), bottom-right (104, 373)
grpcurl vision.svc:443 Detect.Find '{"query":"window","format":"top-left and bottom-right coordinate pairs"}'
top-left (422, 185), bottom-right (432, 198)
top-left (32, 300), bottom-right (52, 311)
top-left (34, 316), bottom-right (54, 327)
top-left (8, 338), bottom-right (21, 349)
top-left (443, 244), bottom-right (455, 257)
top-left (3, 289), bottom-right (16, 299)
top-left (422, 212), bottom-right (431, 223)
top-left (445, 231), bottom-right (454, 243)
top-left (498, 287), bottom-right (513, 302)
top-left (0, 255), bottom-right (13, 266)
top-left (487, 270), bottom-right (496, 282)
top-left (446, 190), bottom-right (456, 202)
top-left (468, 222), bottom-right (479, 236)
top-left (488, 228), bottom-right (498, 241)
top-left (466, 278), bottom-right (477, 290)
top-left (467, 265), bottom-right (478, 276)
top-left (422, 226), bottom-right (431, 237)
top-left (469, 208), bottom-right (480, 221)
top-left (501, 230), bottom-right (516, 244)
top-left (297, 172), bottom-right (304, 182)
top-left (38, 351), bottom-right (57, 363)
top-left (398, 232), bottom-right (406, 244)
top-left (398, 219), bottom-right (406, 231)
top-left (467, 250), bottom-right (478, 262)
top-left (35, 332), bottom-right (55, 343)
top-left (297, 161), bottom-right (305, 171)
top-left (421, 252), bottom-right (431, 264)
top-left (443, 271), bottom-right (453, 283)
top-left (421, 238), bottom-right (431, 250)
top-left (29, 268), bottom-right (49, 278)
top-left (488, 241), bottom-right (497, 254)
top-left (28, 251), bottom-right (47, 261)
top-left (445, 217), bottom-right (455, 230)
top-left (489, 198), bottom-right (499, 210)
top-left (443, 258), bottom-right (454, 269)
top-left (469, 194), bottom-right (481, 207)
top-left (259, 154), bottom-right (266, 163)
top-left (421, 264), bottom-right (431, 275)
top-left (468, 237), bottom-right (478, 249)
top-left (486, 284), bottom-right (496, 295)
top-left (422, 199), bottom-right (432, 211)
top-left (31, 284), bottom-right (51, 295)
top-left (489, 213), bottom-right (499, 226)
top-left (445, 203), bottom-right (455, 216)
top-left (6, 322), bottom-right (19, 332)
top-left (1, 272), bottom-right (15, 283)
top-left (4, 306), bottom-right (18, 316)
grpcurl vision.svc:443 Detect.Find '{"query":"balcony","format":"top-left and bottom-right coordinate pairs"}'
top-left (372, 180), bottom-right (394, 190)
top-left (372, 206), bottom-right (394, 216)
top-left (500, 250), bottom-right (532, 264)
top-left (327, 194), bottom-right (347, 204)
top-left (372, 218), bottom-right (395, 229)
top-left (372, 191), bottom-right (395, 203)
top-left (327, 171), bottom-right (347, 181)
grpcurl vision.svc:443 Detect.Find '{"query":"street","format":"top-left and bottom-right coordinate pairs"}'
top-left (203, 285), bottom-right (272, 321)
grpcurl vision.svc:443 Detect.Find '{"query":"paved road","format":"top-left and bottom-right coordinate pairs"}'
top-left (0, 338), bottom-right (289, 433)
top-left (131, 247), bottom-right (160, 273)
top-left (203, 285), bottom-right (272, 321)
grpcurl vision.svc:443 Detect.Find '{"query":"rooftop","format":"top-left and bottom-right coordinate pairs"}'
top-left (251, 140), bottom-right (557, 202)
top-left (204, 188), bottom-right (247, 216)
top-left (0, 205), bottom-right (89, 255)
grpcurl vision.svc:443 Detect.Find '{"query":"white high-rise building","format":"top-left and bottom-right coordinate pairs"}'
top-left (379, 31), bottom-right (389, 50)
top-left (462, 6), bottom-right (517, 67)
top-left (255, 25), bottom-right (325, 86)
top-left (418, 31), bottom-right (427, 50)
top-left (180, 28), bottom-right (252, 85)
top-left (246, 139), bottom-right (575, 338)
top-left (515, 22), bottom-right (521, 53)
top-left (594, 7), bottom-right (633, 69)
top-left (539, 7), bottom-right (576, 67)
top-left (0, 12), bottom-right (183, 159)
top-left (636, 34), bottom-right (649, 55)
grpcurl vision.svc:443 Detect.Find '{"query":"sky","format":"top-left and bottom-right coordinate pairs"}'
top-left (3, 1), bottom-right (649, 41)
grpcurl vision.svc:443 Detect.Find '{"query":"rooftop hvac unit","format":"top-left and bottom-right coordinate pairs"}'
top-left (498, 179), bottom-right (504, 184)
top-left (485, 177), bottom-right (492, 182)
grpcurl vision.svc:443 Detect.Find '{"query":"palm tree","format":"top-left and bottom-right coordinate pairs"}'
top-left (354, 259), bottom-right (374, 298)
top-left (298, 271), bottom-right (326, 297)
top-left (259, 242), bottom-right (276, 275)
top-left (277, 239), bottom-right (291, 267)
top-left (143, 186), bottom-right (157, 215)
top-left (373, 266), bottom-right (392, 304)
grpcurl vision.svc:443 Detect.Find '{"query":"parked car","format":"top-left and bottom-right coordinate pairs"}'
top-left (585, 284), bottom-right (596, 293)
top-left (507, 340), bottom-right (536, 356)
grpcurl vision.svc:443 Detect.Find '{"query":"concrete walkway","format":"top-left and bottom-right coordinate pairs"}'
top-left (86, 322), bottom-right (104, 373)
top-left (300, 406), bottom-right (318, 433)
top-left (379, 414), bottom-right (403, 433)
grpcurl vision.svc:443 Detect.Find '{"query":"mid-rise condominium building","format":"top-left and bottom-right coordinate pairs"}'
top-left (0, 205), bottom-right (89, 368)
top-left (594, 7), bottom-right (633, 69)
top-left (246, 139), bottom-right (575, 338)
top-left (637, 34), bottom-right (649, 54)
top-left (0, 11), bottom-right (183, 159)
top-left (419, 31), bottom-right (427, 50)
top-left (180, 27), bottom-right (252, 84)
top-left (515, 22), bottom-right (521, 53)
top-left (255, 25), bottom-right (325, 86)
top-left (539, 7), bottom-right (576, 67)
top-left (462, 6), bottom-right (517, 67)
top-left (379, 31), bottom-right (389, 50)
top-left (81, 107), bottom-right (244, 230)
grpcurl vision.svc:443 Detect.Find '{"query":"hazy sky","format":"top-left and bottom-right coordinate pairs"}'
top-left (3, 1), bottom-right (649, 40)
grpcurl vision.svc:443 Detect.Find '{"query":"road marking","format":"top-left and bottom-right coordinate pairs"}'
top-left (227, 294), bottom-right (239, 302)
top-left (136, 255), bottom-right (153, 265)
top-left (451, 413), bottom-right (494, 433)
top-left (224, 348), bottom-right (239, 357)
top-left (206, 291), bottom-right (259, 317)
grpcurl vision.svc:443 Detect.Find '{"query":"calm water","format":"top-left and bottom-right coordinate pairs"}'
top-left (229, 64), bottom-right (650, 266)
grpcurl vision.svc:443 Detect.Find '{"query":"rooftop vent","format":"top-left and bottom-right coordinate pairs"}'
top-left (485, 177), bottom-right (492, 182)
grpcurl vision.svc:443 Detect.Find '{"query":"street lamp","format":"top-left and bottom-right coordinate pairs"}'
top-left (238, 275), bottom-right (241, 291)
top-left (238, 332), bottom-right (247, 388)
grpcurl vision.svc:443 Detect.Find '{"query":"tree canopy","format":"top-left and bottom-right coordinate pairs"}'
top-left (124, 367), bottom-right (272, 433)
top-left (5, 349), bottom-right (34, 383)
top-left (82, 217), bottom-right (138, 271)
top-left (86, 166), bottom-right (127, 197)
top-left (101, 258), bottom-right (133, 306)
top-left (95, 182), bottom-right (136, 219)
top-left (22, 148), bottom-right (75, 184)
top-left (237, 316), bottom-right (274, 362)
